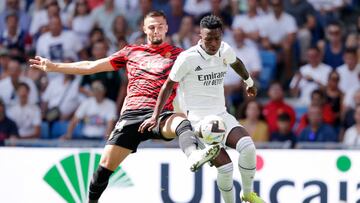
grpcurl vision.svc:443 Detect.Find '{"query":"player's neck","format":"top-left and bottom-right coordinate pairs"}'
top-left (148, 42), bottom-right (165, 47)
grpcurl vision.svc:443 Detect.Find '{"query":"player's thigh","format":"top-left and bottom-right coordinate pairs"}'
top-left (225, 126), bottom-right (250, 149)
top-left (160, 112), bottom-right (187, 139)
top-left (211, 148), bottom-right (232, 167)
top-left (100, 145), bottom-right (132, 171)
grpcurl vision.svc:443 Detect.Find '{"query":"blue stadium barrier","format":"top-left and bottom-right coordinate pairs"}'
top-left (259, 50), bottom-right (276, 90)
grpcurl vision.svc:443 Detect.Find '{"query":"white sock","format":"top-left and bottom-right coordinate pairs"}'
top-left (217, 163), bottom-right (235, 203)
top-left (236, 136), bottom-right (256, 196)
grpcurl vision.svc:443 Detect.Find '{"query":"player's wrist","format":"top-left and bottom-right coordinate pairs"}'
top-left (244, 77), bottom-right (254, 87)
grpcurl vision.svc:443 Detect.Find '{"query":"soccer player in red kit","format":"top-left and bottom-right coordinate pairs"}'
top-left (29, 11), bottom-right (220, 203)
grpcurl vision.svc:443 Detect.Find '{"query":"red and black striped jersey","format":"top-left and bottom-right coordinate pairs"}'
top-left (109, 43), bottom-right (183, 111)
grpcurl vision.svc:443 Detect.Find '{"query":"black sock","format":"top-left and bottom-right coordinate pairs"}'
top-left (176, 120), bottom-right (198, 157)
top-left (88, 165), bottom-right (113, 201)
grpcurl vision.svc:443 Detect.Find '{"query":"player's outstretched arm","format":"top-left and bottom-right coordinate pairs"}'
top-left (29, 56), bottom-right (114, 75)
top-left (230, 57), bottom-right (257, 97)
top-left (138, 78), bottom-right (177, 133)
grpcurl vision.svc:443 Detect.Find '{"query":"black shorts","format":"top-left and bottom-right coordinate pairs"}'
top-left (107, 109), bottom-right (174, 152)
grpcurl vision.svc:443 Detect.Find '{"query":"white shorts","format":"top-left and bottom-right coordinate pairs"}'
top-left (187, 109), bottom-right (242, 146)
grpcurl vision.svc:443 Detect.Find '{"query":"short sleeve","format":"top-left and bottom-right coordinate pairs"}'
top-left (169, 52), bottom-right (191, 82)
top-left (222, 42), bottom-right (237, 65)
top-left (75, 101), bottom-right (88, 119)
top-left (108, 46), bottom-right (130, 71)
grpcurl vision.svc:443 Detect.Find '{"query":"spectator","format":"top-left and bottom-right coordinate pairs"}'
top-left (62, 81), bottom-right (116, 140)
top-left (200, 0), bottom-right (233, 28)
top-left (343, 105), bottom-right (360, 147)
top-left (0, 12), bottom-right (32, 52)
top-left (184, 0), bottom-right (212, 17)
top-left (0, 48), bottom-right (10, 79)
top-left (69, 0), bottom-right (95, 45)
top-left (0, 0), bottom-right (31, 34)
top-left (36, 15), bottom-right (83, 70)
top-left (296, 89), bottom-right (336, 135)
top-left (298, 104), bottom-right (338, 142)
top-left (171, 15), bottom-right (194, 50)
top-left (58, 0), bottom-right (76, 28)
top-left (336, 47), bottom-right (360, 96)
top-left (0, 57), bottom-right (39, 107)
top-left (257, 0), bottom-right (272, 16)
top-left (238, 100), bottom-right (269, 142)
top-left (125, 0), bottom-right (152, 32)
top-left (79, 40), bottom-right (126, 113)
top-left (232, 0), bottom-right (263, 42)
top-left (283, 0), bottom-right (317, 63)
top-left (107, 15), bottom-right (130, 51)
top-left (270, 112), bottom-right (297, 148)
top-left (318, 21), bottom-right (345, 69)
top-left (29, 0), bottom-right (63, 37)
top-left (260, 0), bottom-right (297, 85)
top-left (91, 0), bottom-right (121, 34)
top-left (325, 70), bottom-right (343, 127)
top-left (263, 81), bottom-right (296, 133)
top-left (41, 74), bottom-right (80, 122)
top-left (290, 46), bottom-right (332, 105)
top-left (7, 83), bottom-right (41, 139)
top-left (0, 98), bottom-right (18, 146)
top-left (341, 89), bottom-right (360, 140)
top-left (165, 0), bottom-right (190, 35)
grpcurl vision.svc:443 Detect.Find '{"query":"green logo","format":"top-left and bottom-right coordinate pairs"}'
top-left (43, 152), bottom-right (133, 203)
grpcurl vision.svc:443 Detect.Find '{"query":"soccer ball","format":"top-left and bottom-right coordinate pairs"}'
top-left (198, 115), bottom-right (226, 145)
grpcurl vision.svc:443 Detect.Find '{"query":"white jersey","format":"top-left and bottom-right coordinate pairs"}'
top-left (169, 41), bottom-right (237, 113)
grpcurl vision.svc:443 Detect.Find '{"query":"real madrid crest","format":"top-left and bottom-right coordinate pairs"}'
top-left (223, 58), bottom-right (227, 65)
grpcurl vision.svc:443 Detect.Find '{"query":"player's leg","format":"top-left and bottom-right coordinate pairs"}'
top-left (88, 145), bottom-right (132, 203)
top-left (220, 112), bottom-right (264, 203)
top-left (211, 149), bottom-right (235, 203)
top-left (159, 113), bottom-right (220, 171)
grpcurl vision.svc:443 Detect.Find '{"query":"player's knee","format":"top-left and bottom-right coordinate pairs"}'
top-left (216, 163), bottom-right (234, 191)
top-left (175, 119), bottom-right (192, 136)
top-left (235, 136), bottom-right (256, 154)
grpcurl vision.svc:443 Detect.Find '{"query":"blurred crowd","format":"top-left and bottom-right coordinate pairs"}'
top-left (0, 0), bottom-right (359, 148)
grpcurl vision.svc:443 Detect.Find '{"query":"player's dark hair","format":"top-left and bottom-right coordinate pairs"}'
top-left (16, 82), bottom-right (30, 92)
top-left (200, 15), bottom-right (223, 30)
top-left (144, 10), bottom-right (167, 21)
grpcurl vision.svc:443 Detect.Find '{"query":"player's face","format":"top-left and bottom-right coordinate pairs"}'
top-left (143, 16), bottom-right (168, 45)
top-left (200, 28), bottom-right (222, 55)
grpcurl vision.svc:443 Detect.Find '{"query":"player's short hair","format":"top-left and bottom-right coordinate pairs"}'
top-left (200, 15), bottom-right (223, 30)
top-left (144, 10), bottom-right (167, 21)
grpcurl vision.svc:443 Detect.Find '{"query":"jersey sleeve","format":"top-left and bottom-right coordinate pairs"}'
top-left (222, 42), bottom-right (237, 65)
top-left (169, 52), bottom-right (191, 82)
top-left (108, 46), bottom-right (130, 71)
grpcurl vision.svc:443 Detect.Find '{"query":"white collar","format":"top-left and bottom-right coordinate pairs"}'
top-left (196, 40), bottom-right (221, 60)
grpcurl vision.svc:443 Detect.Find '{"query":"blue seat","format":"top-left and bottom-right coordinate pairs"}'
top-left (40, 121), bottom-right (50, 139)
top-left (50, 121), bottom-right (69, 139)
top-left (259, 50), bottom-right (276, 90)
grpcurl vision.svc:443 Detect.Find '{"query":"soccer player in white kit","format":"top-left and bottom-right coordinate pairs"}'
top-left (139, 15), bottom-right (265, 203)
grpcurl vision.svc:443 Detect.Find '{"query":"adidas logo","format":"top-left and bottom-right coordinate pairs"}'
top-left (195, 66), bottom-right (202, 71)
top-left (43, 152), bottom-right (133, 203)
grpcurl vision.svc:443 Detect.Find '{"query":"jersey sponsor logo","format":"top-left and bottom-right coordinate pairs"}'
top-left (197, 71), bottom-right (226, 86)
top-left (195, 66), bottom-right (202, 71)
top-left (43, 152), bottom-right (133, 203)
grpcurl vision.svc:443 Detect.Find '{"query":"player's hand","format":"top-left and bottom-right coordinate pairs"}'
top-left (246, 86), bottom-right (257, 97)
top-left (138, 116), bottom-right (158, 133)
top-left (29, 56), bottom-right (54, 72)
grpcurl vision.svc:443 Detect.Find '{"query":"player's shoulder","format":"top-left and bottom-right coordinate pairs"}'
top-left (178, 45), bottom-right (202, 59)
